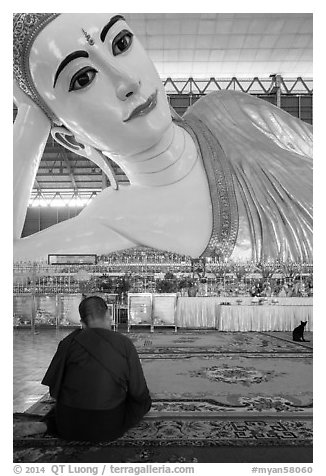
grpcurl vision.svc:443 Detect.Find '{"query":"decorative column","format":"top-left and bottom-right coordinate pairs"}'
top-left (275, 74), bottom-right (282, 108)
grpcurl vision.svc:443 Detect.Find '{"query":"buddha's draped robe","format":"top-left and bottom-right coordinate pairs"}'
top-left (183, 90), bottom-right (313, 262)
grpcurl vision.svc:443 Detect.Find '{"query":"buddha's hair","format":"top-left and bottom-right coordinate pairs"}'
top-left (79, 295), bottom-right (108, 324)
top-left (13, 13), bottom-right (61, 123)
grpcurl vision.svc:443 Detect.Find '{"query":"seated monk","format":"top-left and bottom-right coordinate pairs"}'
top-left (42, 296), bottom-right (152, 442)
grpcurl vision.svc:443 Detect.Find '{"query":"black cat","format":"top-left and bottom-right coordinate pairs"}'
top-left (292, 321), bottom-right (310, 342)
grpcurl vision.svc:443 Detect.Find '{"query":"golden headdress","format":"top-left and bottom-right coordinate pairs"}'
top-left (13, 13), bottom-right (60, 122)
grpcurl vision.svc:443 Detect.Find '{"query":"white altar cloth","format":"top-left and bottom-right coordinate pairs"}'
top-left (175, 297), bottom-right (313, 331)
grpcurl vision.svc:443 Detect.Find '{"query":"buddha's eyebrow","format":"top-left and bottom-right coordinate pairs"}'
top-left (53, 50), bottom-right (89, 88)
top-left (100, 15), bottom-right (125, 43)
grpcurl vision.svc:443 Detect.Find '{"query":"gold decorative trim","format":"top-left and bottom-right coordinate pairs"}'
top-left (13, 13), bottom-right (60, 123)
top-left (178, 116), bottom-right (239, 259)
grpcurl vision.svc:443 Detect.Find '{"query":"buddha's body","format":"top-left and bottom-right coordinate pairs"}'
top-left (13, 14), bottom-right (313, 263)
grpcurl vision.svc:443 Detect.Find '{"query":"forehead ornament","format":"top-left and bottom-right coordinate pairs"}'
top-left (82, 28), bottom-right (95, 46)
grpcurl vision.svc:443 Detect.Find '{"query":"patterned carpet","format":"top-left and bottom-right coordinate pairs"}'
top-left (13, 330), bottom-right (313, 463)
top-left (14, 394), bottom-right (313, 463)
top-left (130, 330), bottom-right (313, 354)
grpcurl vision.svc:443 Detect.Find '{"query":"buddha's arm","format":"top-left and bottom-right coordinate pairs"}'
top-left (13, 213), bottom-right (138, 261)
top-left (13, 82), bottom-right (51, 239)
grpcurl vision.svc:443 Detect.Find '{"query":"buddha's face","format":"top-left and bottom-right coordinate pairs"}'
top-left (29, 13), bottom-right (172, 156)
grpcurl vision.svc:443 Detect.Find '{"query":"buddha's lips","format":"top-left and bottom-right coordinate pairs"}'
top-left (123, 90), bottom-right (158, 122)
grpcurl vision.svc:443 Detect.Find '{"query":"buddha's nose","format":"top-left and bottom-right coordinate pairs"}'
top-left (117, 78), bottom-right (140, 101)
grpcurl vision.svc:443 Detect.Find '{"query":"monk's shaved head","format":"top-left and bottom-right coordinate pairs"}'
top-left (79, 296), bottom-right (108, 325)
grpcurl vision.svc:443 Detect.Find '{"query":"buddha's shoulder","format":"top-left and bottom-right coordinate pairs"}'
top-left (84, 183), bottom-right (138, 205)
top-left (186, 90), bottom-right (252, 109)
top-left (185, 90), bottom-right (280, 118)
top-left (86, 181), bottom-right (191, 208)
top-left (184, 90), bottom-right (312, 147)
top-left (80, 182), bottom-right (170, 219)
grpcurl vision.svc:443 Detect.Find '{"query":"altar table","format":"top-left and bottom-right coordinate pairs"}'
top-left (175, 297), bottom-right (313, 331)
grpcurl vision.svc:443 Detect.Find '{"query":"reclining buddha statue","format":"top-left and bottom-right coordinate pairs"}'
top-left (13, 13), bottom-right (313, 263)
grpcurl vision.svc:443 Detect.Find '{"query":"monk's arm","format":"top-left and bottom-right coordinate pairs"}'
top-left (126, 342), bottom-right (151, 404)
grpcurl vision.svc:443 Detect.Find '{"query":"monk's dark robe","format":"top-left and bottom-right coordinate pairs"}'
top-left (42, 328), bottom-right (151, 442)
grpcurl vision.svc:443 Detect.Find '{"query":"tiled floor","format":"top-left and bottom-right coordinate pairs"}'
top-left (13, 329), bottom-right (71, 412)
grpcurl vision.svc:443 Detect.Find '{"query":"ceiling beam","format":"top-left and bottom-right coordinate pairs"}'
top-left (33, 178), bottom-right (43, 194)
top-left (61, 150), bottom-right (78, 191)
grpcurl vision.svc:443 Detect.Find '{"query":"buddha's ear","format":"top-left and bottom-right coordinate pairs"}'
top-left (51, 126), bottom-right (86, 155)
top-left (51, 126), bottom-right (118, 190)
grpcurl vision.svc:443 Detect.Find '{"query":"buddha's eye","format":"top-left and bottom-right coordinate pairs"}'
top-left (112, 29), bottom-right (133, 56)
top-left (69, 67), bottom-right (98, 92)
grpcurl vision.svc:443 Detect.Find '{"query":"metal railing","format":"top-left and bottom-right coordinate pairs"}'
top-left (163, 76), bottom-right (313, 95)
